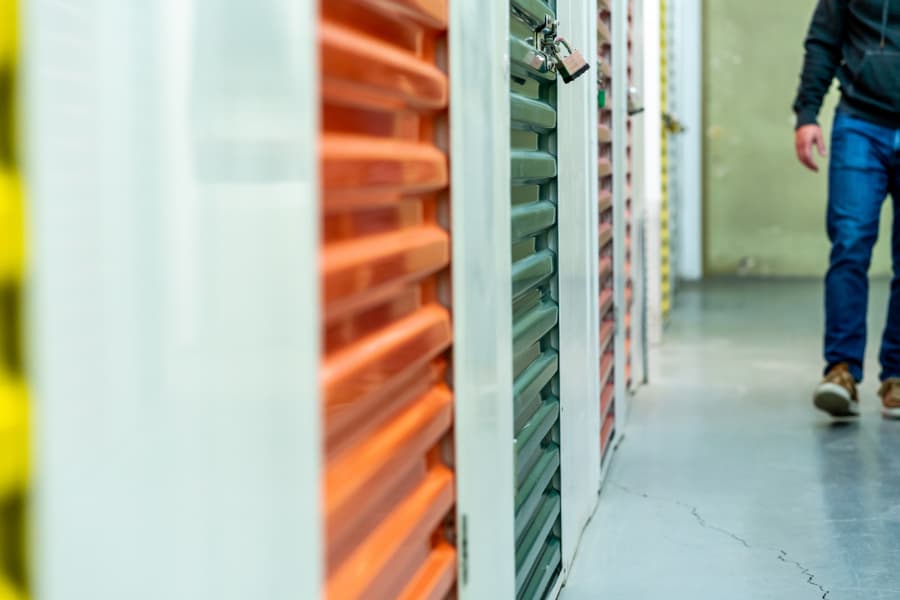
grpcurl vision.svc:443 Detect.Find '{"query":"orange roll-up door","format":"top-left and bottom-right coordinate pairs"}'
top-left (597, 0), bottom-right (616, 463)
top-left (318, 1), bottom-right (456, 598)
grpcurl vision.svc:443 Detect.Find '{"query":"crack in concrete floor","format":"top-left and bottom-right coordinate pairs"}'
top-left (613, 482), bottom-right (831, 599)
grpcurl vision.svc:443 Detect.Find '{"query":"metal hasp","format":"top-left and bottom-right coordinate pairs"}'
top-left (513, 5), bottom-right (590, 85)
top-left (510, 0), bottom-right (564, 597)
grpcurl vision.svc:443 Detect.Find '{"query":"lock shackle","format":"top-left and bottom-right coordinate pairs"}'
top-left (555, 36), bottom-right (574, 56)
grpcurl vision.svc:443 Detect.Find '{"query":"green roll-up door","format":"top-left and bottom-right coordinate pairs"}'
top-left (510, 1), bottom-right (562, 597)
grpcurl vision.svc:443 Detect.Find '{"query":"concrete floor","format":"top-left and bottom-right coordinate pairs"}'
top-left (562, 279), bottom-right (900, 600)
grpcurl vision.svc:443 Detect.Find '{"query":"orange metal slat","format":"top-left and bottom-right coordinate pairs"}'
top-left (321, 20), bottom-right (447, 111)
top-left (598, 158), bottom-right (612, 178)
top-left (398, 541), bottom-right (457, 600)
top-left (325, 385), bottom-right (453, 572)
top-left (598, 256), bottom-right (612, 281)
top-left (357, 0), bottom-right (448, 30)
top-left (598, 222), bottom-right (612, 250)
top-left (321, 134), bottom-right (448, 198)
top-left (322, 303), bottom-right (452, 412)
top-left (327, 465), bottom-right (455, 599)
top-left (600, 353), bottom-right (613, 389)
top-left (322, 224), bottom-right (449, 314)
top-left (601, 382), bottom-right (614, 422)
top-left (599, 288), bottom-right (613, 319)
top-left (598, 189), bottom-right (612, 213)
top-left (326, 384), bottom-right (452, 542)
top-left (601, 412), bottom-right (615, 453)
top-left (600, 320), bottom-right (614, 354)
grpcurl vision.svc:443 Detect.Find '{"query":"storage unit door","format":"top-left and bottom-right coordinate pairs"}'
top-left (509, 0), bottom-right (563, 597)
top-left (597, 0), bottom-right (617, 465)
top-left (318, 1), bottom-right (457, 598)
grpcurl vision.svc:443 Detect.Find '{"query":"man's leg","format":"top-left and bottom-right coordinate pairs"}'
top-left (825, 114), bottom-right (890, 383)
top-left (881, 173), bottom-right (900, 381)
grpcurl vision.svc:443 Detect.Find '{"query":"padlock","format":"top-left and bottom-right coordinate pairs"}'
top-left (554, 37), bottom-right (590, 84)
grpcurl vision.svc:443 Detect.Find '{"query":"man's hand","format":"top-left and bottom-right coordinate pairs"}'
top-left (795, 124), bottom-right (827, 172)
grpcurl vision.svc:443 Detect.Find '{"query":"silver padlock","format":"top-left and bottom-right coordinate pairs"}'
top-left (554, 37), bottom-right (590, 84)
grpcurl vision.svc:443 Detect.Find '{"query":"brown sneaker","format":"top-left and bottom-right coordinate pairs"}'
top-left (813, 363), bottom-right (859, 417)
top-left (880, 378), bottom-right (900, 419)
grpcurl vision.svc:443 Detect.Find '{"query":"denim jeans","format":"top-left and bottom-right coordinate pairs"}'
top-left (826, 109), bottom-right (900, 382)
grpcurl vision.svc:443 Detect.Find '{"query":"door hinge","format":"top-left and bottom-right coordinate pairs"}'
top-left (460, 514), bottom-right (469, 586)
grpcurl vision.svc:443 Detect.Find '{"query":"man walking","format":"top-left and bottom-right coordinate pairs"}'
top-left (794, 0), bottom-right (900, 417)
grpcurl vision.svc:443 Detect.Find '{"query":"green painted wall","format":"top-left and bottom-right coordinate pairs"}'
top-left (704, 0), bottom-right (892, 277)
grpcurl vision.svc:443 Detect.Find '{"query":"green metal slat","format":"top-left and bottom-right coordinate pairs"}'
top-left (511, 0), bottom-right (555, 26)
top-left (515, 399), bottom-right (559, 479)
top-left (514, 444), bottom-right (559, 538)
top-left (512, 249), bottom-right (554, 300)
top-left (511, 150), bottom-right (557, 184)
top-left (509, 37), bottom-right (555, 81)
top-left (513, 301), bottom-right (558, 357)
top-left (519, 537), bottom-right (561, 600)
top-left (515, 393), bottom-right (543, 436)
top-left (511, 93), bottom-right (557, 133)
top-left (515, 490), bottom-right (561, 593)
top-left (511, 201), bottom-right (556, 242)
top-left (513, 288), bottom-right (542, 319)
top-left (513, 351), bottom-right (558, 425)
top-left (514, 342), bottom-right (542, 380)
top-left (512, 238), bottom-right (537, 263)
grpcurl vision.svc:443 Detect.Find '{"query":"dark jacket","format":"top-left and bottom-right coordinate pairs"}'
top-left (794, 0), bottom-right (900, 129)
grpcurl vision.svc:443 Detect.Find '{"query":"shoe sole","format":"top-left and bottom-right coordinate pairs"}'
top-left (813, 383), bottom-right (859, 417)
top-left (882, 406), bottom-right (900, 420)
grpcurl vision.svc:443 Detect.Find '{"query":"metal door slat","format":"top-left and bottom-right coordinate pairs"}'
top-left (357, 0), bottom-right (448, 29)
top-left (599, 288), bottom-right (613, 318)
top-left (327, 465), bottom-right (454, 599)
top-left (325, 385), bottom-right (452, 543)
top-left (600, 320), bottom-right (614, 354)
top-left (513, 351), bottom-right (558, 415)
top-left (511, 94), bottom-right (557, 132)
top-left (511, 151), bottom-right (557, 183)
top-left (514, 445), bottom-right (559, 535)
top-left (514, 342), bottom-right (543, 380)
top-left (598, 189), bottom-right (612, 212)
top-left (511, 0), bottom-right (554, 26)
top-left (322, 134), bottom-right (448, 196)
top-left (515, 400), bottom-right (559, 478)
top-left (323, 225), bottom-right (449, 313)
top-left (322, 304), bottom-right (451, 410)
top-left (521, 537), bottom-right (562, 600)
top-left (512, 302), bottom-right (558, 356)
top-left (598, 222), bottom-right (613, 248)
top-left (515, 491), bottom-right (561, 593)
top-left (512, 250), bottom-right (555, 299)
top-left (599, 256), bottom-right (613, 281)
top-left (397, 541), bottom-right (456, 600)
top-left (511, 201), bottom-right (556, 241)
top-left (509, 38), bottom-right (555, 80)
top-left (321, 20), bottom-right (447, 110)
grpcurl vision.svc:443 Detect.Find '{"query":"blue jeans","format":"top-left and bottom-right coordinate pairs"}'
top-left (826, 110), bottom-right (900, 382)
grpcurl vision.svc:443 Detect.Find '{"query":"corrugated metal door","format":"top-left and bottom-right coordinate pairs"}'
top-left (596, 0), bottom-right (617, 462)
top-left (0, 0), bottom-right (27, 596)
top-left (625, 0), bottom-right (635, 389)
top-left (318, 2), bottom-right (456, 598)
top-left (509, 1), bottom-right (563, 597)
top-left (660, 0), bottom-right (678, 320)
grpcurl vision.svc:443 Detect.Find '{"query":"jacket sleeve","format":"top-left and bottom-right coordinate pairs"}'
top-left (793, 0), bottom-right (848, 128)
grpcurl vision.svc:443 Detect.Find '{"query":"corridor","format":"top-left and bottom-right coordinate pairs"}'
top-left (563, 279), bottom-right (900, 600)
